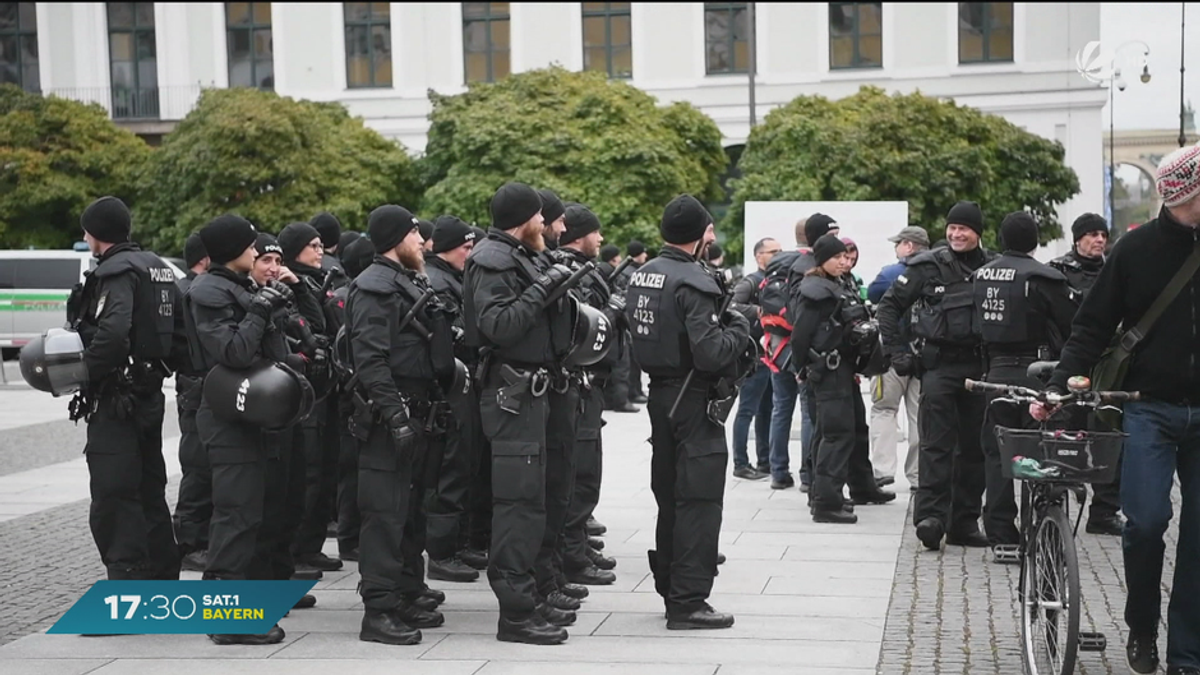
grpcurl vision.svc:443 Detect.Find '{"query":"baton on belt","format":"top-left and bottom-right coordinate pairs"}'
top-left (544, 261), bottom-right (596, 306)
top-left (398, 288), bottom-right (435, 341)
top-left (668, 292), bottom-right (735, 422)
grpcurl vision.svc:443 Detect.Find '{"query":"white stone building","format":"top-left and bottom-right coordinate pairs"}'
top-left (9, 2), bottom-right (1105, 248)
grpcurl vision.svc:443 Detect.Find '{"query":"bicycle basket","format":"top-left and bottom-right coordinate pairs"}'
top-left (995, 427), bottom-right (1125, 484)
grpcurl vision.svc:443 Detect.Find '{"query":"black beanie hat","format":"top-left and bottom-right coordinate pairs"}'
top-left (538, 189), bottom-right (566, 225)
top-left (368, 204), bottom-right (420, 253)
top-left (341, 236), bottom-right (375, 279)
top-left (946, 200), bottom-right (984, 235)
top-left (491, 182), bottom-right (542, 230)
top-left (199, 215), bottom-right (258, 265)
top-left (339, 230), bottom-right (361, 252)
top-left (254, 232), bottom-right (283, 258)
top-left (310, 212), bottom-right (342, 249)
top-left (561, 204), bottom-right (601, 246)
top-left (471, 225), bottom-right (487, 241)
top-left (627, 240), bottom-right (645, 258)
top-left (707, 243), bottom-right (724, 262)
top-left (599, 244), bottom-right (620, 263)
top-left (81, 196), bottom-right (132, 244)
top-left (660, 195), bottom-right (712, 245)
top-left (417, 219), bottom-right (435, 243)
top-left (278, 221), bottom-right (322, 262)
top-left (812, 233), bottom-right (848, 266)
top-left (432, 215), bottom-right (476, 254)
top-left (183, 233), bottom-right (208, 269)
top-left (1071, 213), bottom-right (1108, 242)
top-left (1000, 212), bottom-right (1040, 253)
top-left (803, 213), bottom-right (838, 247)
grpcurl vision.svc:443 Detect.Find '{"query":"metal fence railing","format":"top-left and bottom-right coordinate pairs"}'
top-left (42, 84), bottom-right (207, 121)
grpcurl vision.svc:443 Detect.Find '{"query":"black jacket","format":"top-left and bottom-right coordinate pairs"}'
top-left (287, 261), bottom-right (330, 335)
top-left (1051, 207), bottom-right (1200, 403)
top-left (187, 265), bottom-right (289, 371)
top-left (877, 245), bottom-right (991, 354)
top-left (1049, 249), bottom-right (1104, 299)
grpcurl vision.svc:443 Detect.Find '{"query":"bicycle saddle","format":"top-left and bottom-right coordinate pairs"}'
top-left (1027, 360), bottom-right (1058, 384)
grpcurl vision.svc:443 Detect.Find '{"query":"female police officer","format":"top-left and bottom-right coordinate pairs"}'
top-left (789, 235), bottom-right (893, 524)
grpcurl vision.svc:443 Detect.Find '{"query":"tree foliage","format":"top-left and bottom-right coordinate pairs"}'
top-left (0, 84), bottom-right (152, 248)
top-left (419, 66), bottom-right (729, 248)
top-left (728, 86), bottom-right (1081, 249)
top-left (135, 87), bottom-right (420, 255)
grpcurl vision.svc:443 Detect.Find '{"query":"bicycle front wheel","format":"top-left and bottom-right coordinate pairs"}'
top-left (1020, 504), bottom-right (1081, 675)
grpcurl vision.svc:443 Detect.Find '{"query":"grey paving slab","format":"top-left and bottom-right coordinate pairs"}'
top-left (762, 575), bottom-right (894, 598)
top-left (715, 667), bottom-right (875, 675)
top-left (0, 659), bottom-right (114, 675)
top-left (280, 608), bottom-right (610, 636)
top-left (476, 663), bottom-right (717, 675)
top-left (89, 659), bottom-right (486, 674)
top-left (0, 633), bottom-right (294, 659)
top-left (266, 631), bottom-right (448, 659)
top-left (592, 612), bottom-right (883, 642)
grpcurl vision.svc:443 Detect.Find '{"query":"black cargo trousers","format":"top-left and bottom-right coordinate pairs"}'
top-left (913, 349), bottom-right (986, 536)
top-left (647, 379), bottom-right (725, 616)
top-left (85, 378), bottom-right (180, 580)
top-left (563, 374), bottom-right (605, 572)
top-left (426, 392), bottom-right (472, 563)
top-left (173, 373), bottom-right (210, 556)
top-left (535, 376), bottom-right (581, 598)
top-left (807, 364), bottom-right (876, 511)
top-left (979, 358), bottom-right (1039, 546)
top-left (480, 364), bottom-right (551, 619)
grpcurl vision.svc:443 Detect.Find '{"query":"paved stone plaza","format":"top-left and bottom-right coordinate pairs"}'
top-left (0, 361), bottom-right (1179, 674)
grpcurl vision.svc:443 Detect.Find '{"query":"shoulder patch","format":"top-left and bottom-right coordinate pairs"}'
top-left (896, 275), bottom-right (908, 285)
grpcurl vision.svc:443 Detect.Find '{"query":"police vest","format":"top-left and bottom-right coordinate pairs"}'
top-left (463, 233), bottom-right (562, 366)
top-left (184, 270), bottom-right (290, 371)
top-left (908, 248), bottom-right (994, 347)
top-left (973, 254), bottom-right (1066, 347)
top-left (626, 254), bottom-right (721, 376)
top-left (72, 246), bottom-right (177, 362)
top-left (1049, 253), bottom-right (1103, 300)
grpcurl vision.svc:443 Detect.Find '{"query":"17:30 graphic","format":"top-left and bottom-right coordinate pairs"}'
top-left (103, 594), bottom-right (197, 621)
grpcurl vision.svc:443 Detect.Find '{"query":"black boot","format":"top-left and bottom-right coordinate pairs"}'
top-left (180, 550), bottom-right (207, 572)
top-left (428, 556), bottom-right (480, 582)
top-left (395, 601), bottom-right (445, 629)
top-left (546, 590), bottom-right (582, 611)
top-left (586, 517), bottom-right (607, 536)
top-left (292, 594), bottom-right (317, 610)
top-left (559, 582), bottom-right (590, 599)
top-left (536, 602), bottom-right (577, 627)
top-left (588, 537), bottom-right (605, 551)
top-left (812, 509), bottom-right (858, 524)
top-left (209, 624), bottom-right (285, 645)
top-left (586, 547), bottom-right (616, 570)
top-left (916, 518), bottom-right (945, 551)
top-left (420, 588), bottom-right (446, 605)
top-left (295, 552), bottom-right (343, 571)
top-left (566, 564), bottom-right (616, 585)
top-left (666, 605), bottom-right (735, 630)
top-left (497, 615), bottom-right (569, 645)
top-left (459, 548), bottom-right (489, 570)
top-left (359, 609), bottom-right (422, 646)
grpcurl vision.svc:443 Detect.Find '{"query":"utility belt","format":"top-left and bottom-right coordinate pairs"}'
top-left (176, 372), bottom-right (205, 413)
top-left (652, 373), bottom-right (739, 425)
top-left (986, 354), bottom-right (1038, 370)
top-left (69, 358), bottom-right (169, 423)
top-left (345, 378), bottom-right (451, 441)
top-left (485, 361), bottom-right (551, 415)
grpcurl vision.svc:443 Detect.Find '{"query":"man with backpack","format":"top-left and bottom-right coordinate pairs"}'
top-left (729, 237), bottom-right (782, 479)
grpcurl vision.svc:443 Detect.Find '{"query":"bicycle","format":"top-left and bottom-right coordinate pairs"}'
top-left (964, 370), bottom-right (1138, 675)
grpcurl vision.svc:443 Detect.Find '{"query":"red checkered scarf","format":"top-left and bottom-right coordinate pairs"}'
top-left (1156, 144), bottom-right (1200, 207)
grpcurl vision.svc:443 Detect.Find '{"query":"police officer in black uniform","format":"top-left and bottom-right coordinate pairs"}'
top-left (311, 212), bottom-right (344, 274)
top-left (68, 196), bottom-right (181, 582)
top-left (464, 182), bottom-right (577, 645)
top-left (1047, 212), bottom-right (1124, 536)
top-left (175, 233), bottom-right (211, 572)
top-left (186, 215), bottom-right (294, 645)
top-left (878, 201), bottom-right (995, 551)
top-left (551, 204), bottom-right (623, 591)
top-left (790, 235), bottom-right (895, 524)
top-left (973, 213), bottom-right (1078, 557)
top-left (346, 205), bottom-right (455, 646)
top-left (626, 194), bottom-right (750, 630)
top-left (278, 221), bottom-right (344, 574)
top-left (422, 215), bottom-right (484, 582)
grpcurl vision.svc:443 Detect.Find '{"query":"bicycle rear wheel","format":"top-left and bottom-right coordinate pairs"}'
top-left (1020, 504), bottom-right (1081, 675)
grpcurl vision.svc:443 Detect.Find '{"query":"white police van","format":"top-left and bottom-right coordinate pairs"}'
top-left (0, 248), bottom-right (185, 359)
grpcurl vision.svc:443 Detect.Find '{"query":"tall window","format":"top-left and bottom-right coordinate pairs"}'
top-left (0, 3), bottom-right (39, 92)
top-left (344, 2), bottom-right (391, 88)
top-left (829, 3), bottom-right (881, 69)
top-left (958, 2), bottom-right (1013, 64)
top-left (107, 3), bottom-right (158, 119)
top-left (463, 3), bottom-right (509, 84)
top-left (226, 3), bottom-right (273, 90)
top-left (704, 3), bottom-right (749, 75)
top-left (582, 2), bottom-right (631, 79)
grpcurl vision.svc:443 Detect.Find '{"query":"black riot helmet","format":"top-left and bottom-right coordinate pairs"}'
top-left (442, 358), bottom-right (471, 402)
top-left (563, 297), bottom-right (613, 368)
top-left (332, 325), bottom-right (353, 381)
top-left (20, 328), bottom-right (89, 397)
top-left (202, 359), bottom-right (315, 430)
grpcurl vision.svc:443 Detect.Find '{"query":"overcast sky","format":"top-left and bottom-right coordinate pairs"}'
top-left (1100, 2), bottom-right (1199, 132)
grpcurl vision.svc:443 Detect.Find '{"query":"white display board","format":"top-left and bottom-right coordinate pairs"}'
top-left (742, 201), bottom-right (911, 289)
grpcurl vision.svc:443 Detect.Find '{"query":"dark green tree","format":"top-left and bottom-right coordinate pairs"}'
top-left (727, 86), bottom-right (1081, 249)
top-left (135, 87), bottom-right (421, 255)
top-left (419, 66), bottom-right (729, 249)
top-left (0, 85), bottom-right (152, 248)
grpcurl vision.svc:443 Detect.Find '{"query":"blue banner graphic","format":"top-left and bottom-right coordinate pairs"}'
top-left (48, 580), bottom-right (316, 635)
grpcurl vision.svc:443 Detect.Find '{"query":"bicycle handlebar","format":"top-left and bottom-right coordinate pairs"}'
top-left (963, 379), bottom-right (1140, 406)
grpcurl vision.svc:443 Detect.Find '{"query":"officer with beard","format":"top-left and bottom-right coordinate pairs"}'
top-left (878, 201), bottom-right (995, 551)
top-left (551, 204), bottom-right (621, 591)
top-left (67, 197), bottom-right (181, 582)
top-left (278, 222), bottom-right (343, 574)
top-left (187, 215), bottom-right (291, 645)
top-left (626, 194), bottom-right (750, 630)
top-left (973, 213), bottom-right (1077, 560)
top-left (346, 205), bottom-right (453, 645)
top-left (1048, 213), bottom-right (1124, 536)
top-left (175, 233), bottom-right (212, 572)
top-left (463, 182), bottom-right (576, 645)
top-left (422, 215), bottom-right (483, 582)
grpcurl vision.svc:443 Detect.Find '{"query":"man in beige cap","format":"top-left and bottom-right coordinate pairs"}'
top-left (866, 226), bottom-right (930, 490)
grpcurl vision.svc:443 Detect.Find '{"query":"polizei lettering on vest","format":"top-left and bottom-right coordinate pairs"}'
top-left (148, 267), bottom-right (175, 283)
top-left (976, 267), bottom-right (1016, 282)
top-left (629, 271), bottom-right (666, 289)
